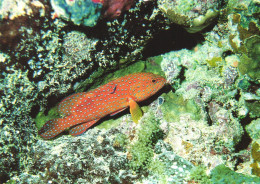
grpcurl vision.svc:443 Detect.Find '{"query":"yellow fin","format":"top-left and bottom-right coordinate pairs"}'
top-left (129, 97), bottom-right (143, 124)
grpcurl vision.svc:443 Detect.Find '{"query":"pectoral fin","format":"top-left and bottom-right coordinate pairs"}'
top-left (129, 97), bottom-right (143, 124)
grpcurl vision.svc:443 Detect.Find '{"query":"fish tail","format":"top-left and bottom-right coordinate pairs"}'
top-left (39, 117), bottom-right (69, 139)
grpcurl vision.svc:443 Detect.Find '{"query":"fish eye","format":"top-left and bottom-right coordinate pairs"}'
top-left (152, 79), bottom-right (156, 83)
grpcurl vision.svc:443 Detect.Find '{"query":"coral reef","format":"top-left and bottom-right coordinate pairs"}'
top-left (50, 0), bottom-right (135, 26)
top-left (238, 35), bottom-right (260, 80)
top-left (0, 0), bottom-right (169, 181)
top-left (0, 0), bottom-right (47, 49)
top-left (188, 165), bottom-right (212, 184)
top-left (1, 0), bottom-right (260, 183)
top-left (128, 112), bottom-right (164, 170)
top-left (50, 0), bottom-right (103, 27)
top-left (211, 164), bottom-right (260, 183)
top-left (7, 116), bottom-right (194, 183)
top-left (0, 0), bottom-right (45, 20)
top-left (158, 0), bottom-right (221, 33)
top-left (246, 119), bottom-right (260, 141)
top-left (251, 141), bottom-right (260, 177)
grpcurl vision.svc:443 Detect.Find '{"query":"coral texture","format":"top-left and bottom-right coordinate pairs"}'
top-left (1, 0), bottom-right (260, 183)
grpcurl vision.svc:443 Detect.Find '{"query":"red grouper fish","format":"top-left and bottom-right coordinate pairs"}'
top-left (39, 72), bottom-right (166, 139)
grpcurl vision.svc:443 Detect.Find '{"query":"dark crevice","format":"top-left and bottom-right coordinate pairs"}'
top-left (234, 89), bottom-right (241, 101)
top-left (0, 172), bottom-right (10, 184)
top-left (142, 24), bottom-right (205, 58)
top-left (235, 114), bottom-right (252, 153)
top-left (205, 105), bottom-right (213, 126)
top-left (235, 130), bottom-right (251, 152)
top-left (178, 67), bottom-right (186, 85)
top-left (234, 117), bottom-right (252, 170)
top-left (222, 50), bottom-right (234, 58)
top-left (45, 95), bottom-right (61, 114)
top-left (30, 105), bottom-right (41, 119)
top-left (234, 157), bottom-right (244, 171)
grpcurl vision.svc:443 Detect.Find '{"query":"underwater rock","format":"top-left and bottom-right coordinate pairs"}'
top-left (159, 20), bottom-right (247, 172)
top-left (245, 35), bottom-right (260, 62)
top-left (50, 0), bottom-right (103, 27)
top-left (50, 0), bottom-right (135, 26)
top-left (246, 119), bottom-right (260, 141)
top-left (238, 35), bottom-right (260, 80)
top-left (227, 0), bottom-right (260, 81)
top-left (0, 0), bottom-right (47, 49)
top-left (157, 0), bottom-right (220, 33)
top-left (8, 123), bottom-right (194, 183)
top-left (251, 141), bottom-right (260, 177)
top-left (210, 164), bottom-right (260, 183)
top-left (164, 113), bottom-right (243, 172)
top-left (233, 0), bottom-right (260, 35)
top-left (0, 0), bottom-right (46, 20)
top-left (150, 144), bottom-right (194, 183)
top-left (2, 0), bottom-right (259, 182)
top-left (223, 66), bottom-right (238, 88)
top-left (0, 54), bottom-right (38, 182)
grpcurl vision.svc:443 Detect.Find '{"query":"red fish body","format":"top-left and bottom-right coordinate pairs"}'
top-left (39, 73), bottom-right (166, 139)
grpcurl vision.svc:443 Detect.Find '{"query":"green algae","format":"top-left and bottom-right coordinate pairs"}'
top-left (145, 56), bottom-right (165, 76)
top-left (161, 91), bottom-right (201, 122)
top-left (206, 56), bottom-right (223, 67)
top-left (189, 165), bottom-right (212, 184)
top-left (238, 54), bottom-right (259, 80)
top-left (237, 35), bottom-right (260, 80)
top-left (112, 133), bottom-right (128, 149)
top-left (229, 1), bottom-right (260, 81)
top-left (246, 119), bottom-right (260, 140)
top-left (35, 106), bottom-right (59, 130)
top-left (245, 35), bottom-right (260, 62)
top-left (148, 159), bottom-right (167, 183)
top-left (129, 113), bottom-right (164, 170)
top-left (251, 141), bottom-right (260, 177)
top-left (245, 100), bottom-right (260, 118)
top-left (210, 164), bottom-right (260, 183)
top-left (234, 0), bottom-right (260, 36)
top-left (238, 78), bottom-right (251, 91)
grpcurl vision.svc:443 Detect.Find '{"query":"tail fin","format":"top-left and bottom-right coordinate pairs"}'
top-left (39, 118), bottom-right (68, 139)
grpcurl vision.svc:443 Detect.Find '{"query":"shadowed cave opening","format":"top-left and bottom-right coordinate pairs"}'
top-left (142, 24), bottom-right (205, 59)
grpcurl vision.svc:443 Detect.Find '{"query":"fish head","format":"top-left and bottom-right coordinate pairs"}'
top-left (130, 73), bottom-right (166, 102)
